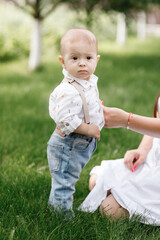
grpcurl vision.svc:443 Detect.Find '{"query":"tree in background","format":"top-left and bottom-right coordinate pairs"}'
top-left (62, 0), bottom-right (150, 27)
top-left (101, 0), bottom-right (160, 44)
top-left (62, 0), bottom-right (100, 28)
top-left (6, 0), bottom-right (61, 71)
top-left (64, 0), bottom-right (160, 45)
top-left (3, 0), bottom-right (160, 69)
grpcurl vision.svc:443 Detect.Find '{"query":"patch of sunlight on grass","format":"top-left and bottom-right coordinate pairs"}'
top-left (0, 59), bottom-right (29, 75)
top-left (99, 37), bottom-right (160, 56)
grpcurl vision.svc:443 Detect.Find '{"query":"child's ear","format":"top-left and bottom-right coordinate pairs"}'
top-left (97, 55), bottom-right (100, 62)
top-left (58, 56), bottom-right (65, 67)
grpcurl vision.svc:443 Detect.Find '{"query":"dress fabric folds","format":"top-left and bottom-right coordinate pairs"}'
top-left (79, 138), bottom-right (160, 226)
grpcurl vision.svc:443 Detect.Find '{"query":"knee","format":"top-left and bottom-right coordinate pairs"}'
top-left (99, 197), bottom-right (129, 220)
top-left (88, 174), bottom-right (98, 191)
top-left (99, 200), bottom-right (110, 216)
top-left (99, 194), bottom-right (119, 217)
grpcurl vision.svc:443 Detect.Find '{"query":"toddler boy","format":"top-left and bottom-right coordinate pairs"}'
top-left (47, 28), bottom-right (104, 215)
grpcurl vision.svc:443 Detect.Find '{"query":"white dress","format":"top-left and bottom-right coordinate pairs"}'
top-left (79, 138), bottom-right (160, 226)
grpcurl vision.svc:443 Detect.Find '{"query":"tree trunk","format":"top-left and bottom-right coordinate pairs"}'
top-left (116, 13), bottom-right (126, 45)
top-left (28, 18), bottom-right (42, 71)
top-left (137, 12), bottom-right (146, 41)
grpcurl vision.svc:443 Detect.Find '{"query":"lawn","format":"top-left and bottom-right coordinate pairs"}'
top-left (0, 38), bottom-right (160, 240)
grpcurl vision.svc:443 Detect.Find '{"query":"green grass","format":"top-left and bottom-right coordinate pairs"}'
top-left (0, 38), bottom-right (160, 240)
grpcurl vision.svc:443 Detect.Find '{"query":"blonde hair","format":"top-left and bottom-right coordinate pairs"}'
top-left (60, 28), bottom-right (98, 56)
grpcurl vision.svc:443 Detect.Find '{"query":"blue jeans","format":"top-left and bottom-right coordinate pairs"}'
top-left (47, 130), bottom-right (97, 213)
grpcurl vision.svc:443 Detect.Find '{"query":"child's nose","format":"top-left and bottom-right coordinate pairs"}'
top-left (79, 59), bottom-right (86, 66)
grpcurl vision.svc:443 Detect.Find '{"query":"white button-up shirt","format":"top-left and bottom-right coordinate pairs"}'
top-left (49, 69), bottom-right (104, 135)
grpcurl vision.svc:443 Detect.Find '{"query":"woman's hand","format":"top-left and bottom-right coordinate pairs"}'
top-left (103, 106), bottom-right (160, 138)
top-left (124, 148), bottom-right (148, 172)
top-left (124, 135), bottom-right (153, 172)
top-left (103, 106), bottom-right (128, 128)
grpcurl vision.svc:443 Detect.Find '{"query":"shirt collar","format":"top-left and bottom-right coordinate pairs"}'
top-left (62, 69), bottom-right (98, 88)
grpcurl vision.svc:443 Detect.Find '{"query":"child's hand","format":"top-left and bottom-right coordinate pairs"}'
top-left (88, 124), bottom-right (100, 140)
top-left (74, 122), bottom-right (100, 140)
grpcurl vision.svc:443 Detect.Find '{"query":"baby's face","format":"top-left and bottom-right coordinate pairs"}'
top-left (61, 39), bottom-right (99, 80)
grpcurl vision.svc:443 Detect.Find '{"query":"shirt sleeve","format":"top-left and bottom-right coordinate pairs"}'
top-left (49, 83), bottom-right (83, 135)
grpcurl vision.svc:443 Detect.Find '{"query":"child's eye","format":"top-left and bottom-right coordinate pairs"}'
top-left (73, 57), bottom-right (77, 60)
top-left (87, 56), bottom-right (91, 60)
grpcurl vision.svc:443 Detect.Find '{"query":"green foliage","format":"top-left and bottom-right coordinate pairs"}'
top-left (0, 25), bottom-right (30, 61)
top-left (0, 2), bottom-right (135, 63)
top-left (0, 38), bottom-right (160, 239)
top-left (102, 0), bottom-right (149, 13)
top-left (0, 3), bottom-right (31, 61)
top-left (7, 0), bottom-right (63, 19)
top-left (63, 0), bottom-right (149, 13)
top-left (1, 0), bottom-right (160, 64)
top-left (61, 0), bottom-right (159, 27)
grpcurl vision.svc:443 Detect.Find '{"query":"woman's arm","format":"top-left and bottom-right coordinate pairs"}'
top-left (127, 114), bottom-right (160, 138)
top-left (103, 107), bottom-right (160, 138)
